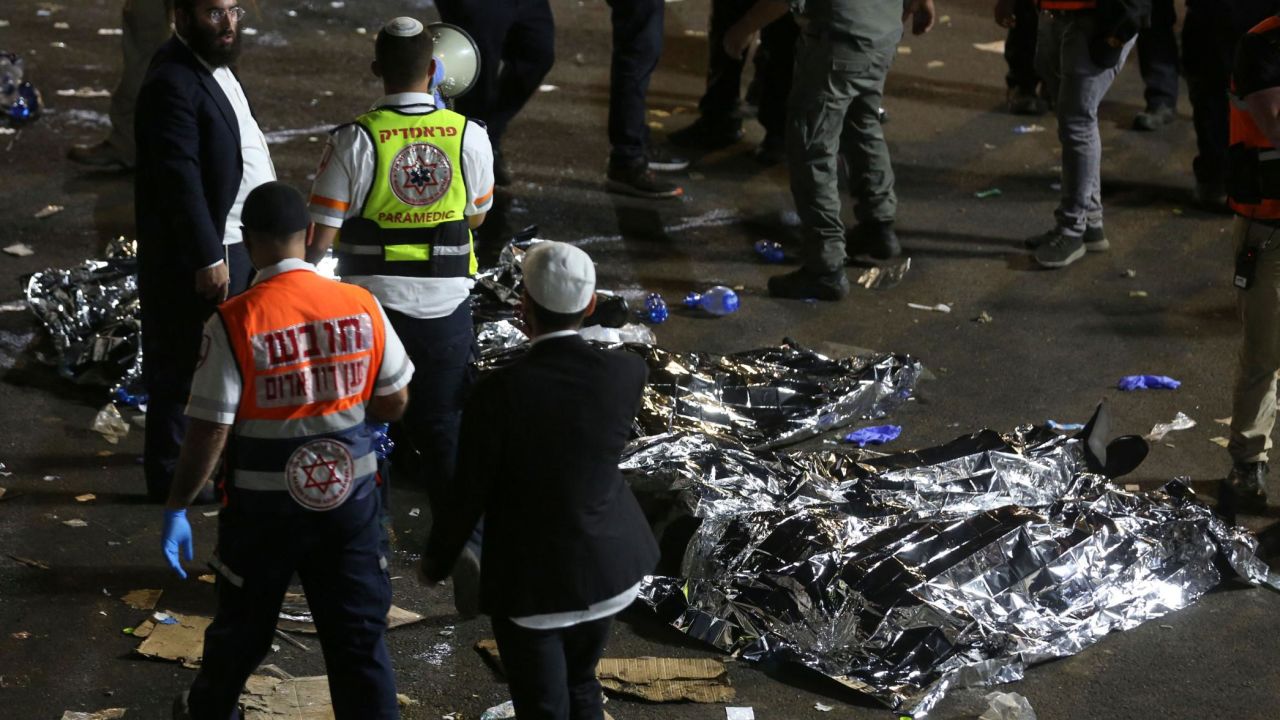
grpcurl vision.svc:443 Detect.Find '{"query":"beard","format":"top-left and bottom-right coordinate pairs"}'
top-left (184, 19), bottom-right (242, 67)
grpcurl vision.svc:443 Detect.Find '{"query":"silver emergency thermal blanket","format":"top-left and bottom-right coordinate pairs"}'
top-left (625, 426), bottom-right (1279, 716)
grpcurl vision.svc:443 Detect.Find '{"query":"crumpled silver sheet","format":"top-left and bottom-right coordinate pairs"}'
top-left (631, 342), bottom-right (922, 451)
top-left (633, 428), bottom-right (1280, 716)
top-left (24, 236), bottom-right (141, 384)
top-left (471, 236), bottom-right (546, 324)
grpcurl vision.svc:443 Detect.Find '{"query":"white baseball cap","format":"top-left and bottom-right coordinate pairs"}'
top-left (522, 241), bottom-right (596, 314)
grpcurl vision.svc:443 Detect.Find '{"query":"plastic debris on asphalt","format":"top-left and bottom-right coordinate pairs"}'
top-left (1211, 437), bottom-right (1230, 448)
top-left (907, 302), bottom-right (951, 313)
top-left (1013, 124), bottom-right (1046, 134)
top-left (91, 403), bottom-right (130, 444)
top-left (974, 311), bottom-right (993, 323)
top-left (974, 188), bottom-right (1002, 198)
top-left (974, 40), bottom-right (1006, 53)
top-left (4, 243), bottom-right (34, 256)
top-left (726, 708), bottom-right (755, 720)
top-left (814, 702), bottom-right (834, 712)
top-left (60, 710), bottom-right (126, 720)
top-left (979, 691), bottom-right (1037, 720)
top-left (1117, 375), bottom-right (1181, 391)
top-left (62, 519), bottom-right (88, 528)
top-left (843, 425), bottom-right (902, 447)
top-left (480, 700), bottom-right (516, 720)
top-left (1046, 419), bottom-right (1084, 432)
top-left (75, 493), bottom-right (95, 502)
top-left (855, 257), bottom-right (911, 290)
top-left (34, 204), bottom-right (62, 219)
top-left (1145, 412), bottom-right (1196, 442)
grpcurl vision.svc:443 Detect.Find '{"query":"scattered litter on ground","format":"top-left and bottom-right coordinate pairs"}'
top-left (201, 510), bottom-right (218, 517)
top-left (240, 674), bottom-right (331, 719)
top-left (1117, 375), bottom-right (1180, 391)
top-left (597, 657), bottom-right (734, 702)
top-left (1160, 624), bottom-right (1175, 630)
top-left (56, 87), bottom-right (110, 98)
top-left (979, 691), bottom-right (1036, 720)
top-left (1172, 208), bottom-right (1184, 216)
top-left (974, 311), bottom-right (993, 323)
top-left (62, 519), bottom-right (88, 527)
top-left (277, 593), bottom-right (423, 634)
top-left (974, 188), bottom-right (1001, 198)
top-left (60, 710), bottom-right (125, 720)
top-left (538, 84), bottom-right (558, 92)
top-left (1145, 412), bottom-right (1196, 442)
top-left (0, 488), bottom-right (6, 501)
top-left (927, 60), bottom-right (945, 69)
top-left (898, 46), bottom-right (912, 55)
top-left (1129, 290), bottom-right (1149, 298)
top-left (53, 21), bottom-right (68, 29)
top-left (273, 628), bottom-right (310, 652)
top-left (96, 28), bottom-right (123, 35)
top-left (34, 204), bottom-right (63, 219)
top-left (8, 555), bottom-right (49, 570)
top-left (134, 612), bottom-right (210, 667)
top-left (726, 708), bottom-right (755, 720)
top-left (907, 302), bottom-right (951, 313)
top-left (0, 300), bottom-right (25, 312)
top-left (814, 702), bottom-right (834, 712)
top-left (43, 475), bottom-right (59, 482)
top-left (1215, 417), bottom-right (1231, 426)
top-left (1014, 124), bottom-right (1046, 134)
top-left (396, 693), bottom-right (418, 707)
top-left (480, 700), bottom-right (516, 720)
top-left (121, 588), bottom-right (162, 611)
top-left (197, 574), bottom-right (215, 584)
top-left (683, 29), bottom-right (706, 37)
top-left (408, 507), bottom-right (420, 517)
top-left (974, 40), bottom-right (1006, 53)
top-left (91, 404), bottom-right (130, 444)
top-left (12, 631), bottom-right (31, 639)
top-left (4, 243), bottom-right (34, 257)
top-left (1210, 436), bottom-right (1230, 448)
top-left (1122, 268), bottom-right (1137, 278)
top-left (843, 425), bottom-right (902, 447)
top-left (1046, 420), bottom-right (1084, 432)
top-left (75, 493), bottom-right (95, 502)
top-left (855, 257), bottom-right (911, 290)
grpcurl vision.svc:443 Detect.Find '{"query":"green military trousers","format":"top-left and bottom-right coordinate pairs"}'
top-left (787, 29), bottom-right (898, 273)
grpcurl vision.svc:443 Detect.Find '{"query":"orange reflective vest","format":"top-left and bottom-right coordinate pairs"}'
top-left (1230, 15), bottom-right (1280, 220)
top-left (1038, 0), bottom-right (1097, 10)
top-left (217, 268), bottom-right (387, 512)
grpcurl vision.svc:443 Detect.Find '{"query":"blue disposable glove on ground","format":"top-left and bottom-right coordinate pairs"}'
top-left (844, 425), bottom-right (902, 447)
top-left (1117, 375), bottom-right (1181, 391)
top-left (162, 508), bottom-right (193, 579)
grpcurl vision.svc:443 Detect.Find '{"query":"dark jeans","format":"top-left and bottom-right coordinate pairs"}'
top-left (1137, 0), bottom-right (1179, 110)
top-left (142, 241), bottom-right (252, 502)
top-left (1004, 0), bottom-right (1040, 94)
top-left (384, 302), bottom-right (476, 512)
top-left (491, 615), bottom-right (614, 720)
top-left (435, 0), bottom-right (555, 145)
top-left (188, 493), bottom-right (397, 720)
top-left (605, 0), bottom-right (664, 166)
top-left (699, 0), bottom-right (797, 138)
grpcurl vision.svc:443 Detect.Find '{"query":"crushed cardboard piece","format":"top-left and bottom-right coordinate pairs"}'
top-left (277, 600), bottom-right (423, 634)
top-left (75, 493), bottom-right (96, 502)
top-left (9, 554), bottom-right (50, 570)
top-left (60, 710), bottom-right (126, 720)
top-left (240, 674), bottom-right (333, 719)
top-left (135, 612), bottom-right (211, 667)
top-left (34, 204), bottom-right (64, 219)
top-left (122, 588), bottom-right (162, 611)
top-left (475, 639), bottom-right (734, 702)
top-left (197, 574), bottom-right (216, 584)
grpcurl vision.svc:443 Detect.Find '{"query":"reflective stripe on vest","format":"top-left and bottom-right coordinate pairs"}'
top-left (1229, 16), bottom-right (1280, 219)
top-left (334, 107), bottom-right (477, 279)
top-left (217, 269), bottom-right (387, 510)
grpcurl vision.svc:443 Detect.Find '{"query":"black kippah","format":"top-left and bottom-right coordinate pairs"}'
top-left (241, 181), bottom-right (310, 236)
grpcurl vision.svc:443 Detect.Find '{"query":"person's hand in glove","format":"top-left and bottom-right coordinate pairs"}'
top-left (162, 508), bottom-right (194, 579)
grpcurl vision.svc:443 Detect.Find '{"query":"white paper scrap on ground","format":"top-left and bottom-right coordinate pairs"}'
top-left (726, 708), bottom-right (755, 720)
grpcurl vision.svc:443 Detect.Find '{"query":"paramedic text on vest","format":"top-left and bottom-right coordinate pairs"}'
top-left (304, 18), bottom-right (494, 552)
top-left (161, 182), bottom-right (414, 720)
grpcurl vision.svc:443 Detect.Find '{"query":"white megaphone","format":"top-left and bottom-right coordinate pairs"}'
top-left (427, 22), bottom-right (480, 99)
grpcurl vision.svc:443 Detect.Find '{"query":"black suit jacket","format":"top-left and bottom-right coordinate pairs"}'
top-left (134, 37), bottom-right (246, 372)
top-left (424, 334), bottom-right (660, 618)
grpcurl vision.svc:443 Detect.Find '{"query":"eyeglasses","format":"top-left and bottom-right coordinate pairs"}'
top-left (205, 6), bottom-right (246, 24)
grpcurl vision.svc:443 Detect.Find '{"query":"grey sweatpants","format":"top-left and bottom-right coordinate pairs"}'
top-left (1035, 11), bottom-right (1134, 236)
top-left (106, 0), bottom-right (172, 166)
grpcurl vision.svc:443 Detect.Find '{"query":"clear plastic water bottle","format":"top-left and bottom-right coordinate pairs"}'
top-left (641, 293), bottom-right (668, 324)
top-left (684, 286), bottom-right (740, 316)
top-left (754, 239), bottom-right (784, 263)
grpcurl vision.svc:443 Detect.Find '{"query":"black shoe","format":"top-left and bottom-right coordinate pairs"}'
top-left (1132, 105), bottom-right (1176, 131)
top-left (754, 134), bottom-right (786, 166)
top-left (451, 546), bottom-right (481, 619)
top-left (67, 140), bottom-right (132, 170)
top-left (1193, 180), bottom-right (1228, 212)
top-left (606, 162), bottom-right (684, 199)
top-left (1219, 461), bottom-right (1270, 524)
top-left (493, 147), bottom-right (513, 187)
top-left (767, 268), bottom-right (850, 301)
top-left (1083, 225), bottom-right (1109, 252)
top-left (847, 221), bottom-right (902, 262)
top-left (668, 116), bottom-right (744, 150)
top-left (647, 145), bottom-right (690, 172)
top-left (1031, 230), bottom-right (1085, 268)
top-left (1007, 87), bottom-right (1047, 116)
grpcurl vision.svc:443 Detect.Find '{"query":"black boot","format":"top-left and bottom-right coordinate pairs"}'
top-left (1218, 461), bottom-right (1269, 524)
top-left (847, 220), bottom-right (902, 262)
top-left (767, 268), bottom-right (850, 301)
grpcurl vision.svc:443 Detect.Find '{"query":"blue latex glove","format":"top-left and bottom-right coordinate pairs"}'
top-left (1117, 375), bottom-right (1181, 391)
top-left (162, 508), bottom-right (194, 579)
top-left (843, 425), bottom-right (902, 447)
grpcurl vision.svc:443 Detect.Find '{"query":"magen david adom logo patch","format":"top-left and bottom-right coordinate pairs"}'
top-left (390, 142), bottom-right (453, 206)
top-left (285, 439), bottom-right (355, 511)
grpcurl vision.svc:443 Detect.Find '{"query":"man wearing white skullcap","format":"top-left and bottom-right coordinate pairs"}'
top-left (422, 242), bottom-right (660, 720)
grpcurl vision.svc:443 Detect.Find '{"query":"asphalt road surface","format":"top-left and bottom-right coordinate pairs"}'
top-left (1, 1), bottom-right (1279, 718)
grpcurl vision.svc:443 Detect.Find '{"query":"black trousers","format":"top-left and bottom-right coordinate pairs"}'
top-left (384, 302), bottom-right (475, 512)
top-left (1004, 0), bottom-right (1040, 94)
top-left (605, 0), bottom-right (664, 167)
top-left (698, 0), bottom-right (797, 139)
top-left (1136, 0), bottom-right (1179, 110)
top-left (435, 0), bottom-right (555, 146)
top-left (491, 615), bottom-right (614, 720)
top-left (141, 241), bottom-right (252, 502)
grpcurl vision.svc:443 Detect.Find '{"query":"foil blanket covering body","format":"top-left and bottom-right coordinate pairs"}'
top-left (629, 427), bottom-right (1280, 715)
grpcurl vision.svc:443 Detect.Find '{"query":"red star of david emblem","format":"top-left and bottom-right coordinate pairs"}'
top-left (402, 155), bottom-right (440, 197)
top-left (300, 457), bottom-right (344, 494)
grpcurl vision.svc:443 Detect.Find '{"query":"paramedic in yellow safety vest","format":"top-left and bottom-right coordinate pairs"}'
top-left (306, 16), bottom-right (495, 615)
top-left (1220, 13), bottom-right (1280, 522)
top-left (162, 181), bottom-right (414, 719)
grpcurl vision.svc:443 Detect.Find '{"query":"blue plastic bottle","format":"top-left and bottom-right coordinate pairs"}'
top-left (754, 240), bottom-right (784, 263)
top-left (642, 293), bottom-right (668, 324)
top-left (684, 286), bottom-right (739, 316)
